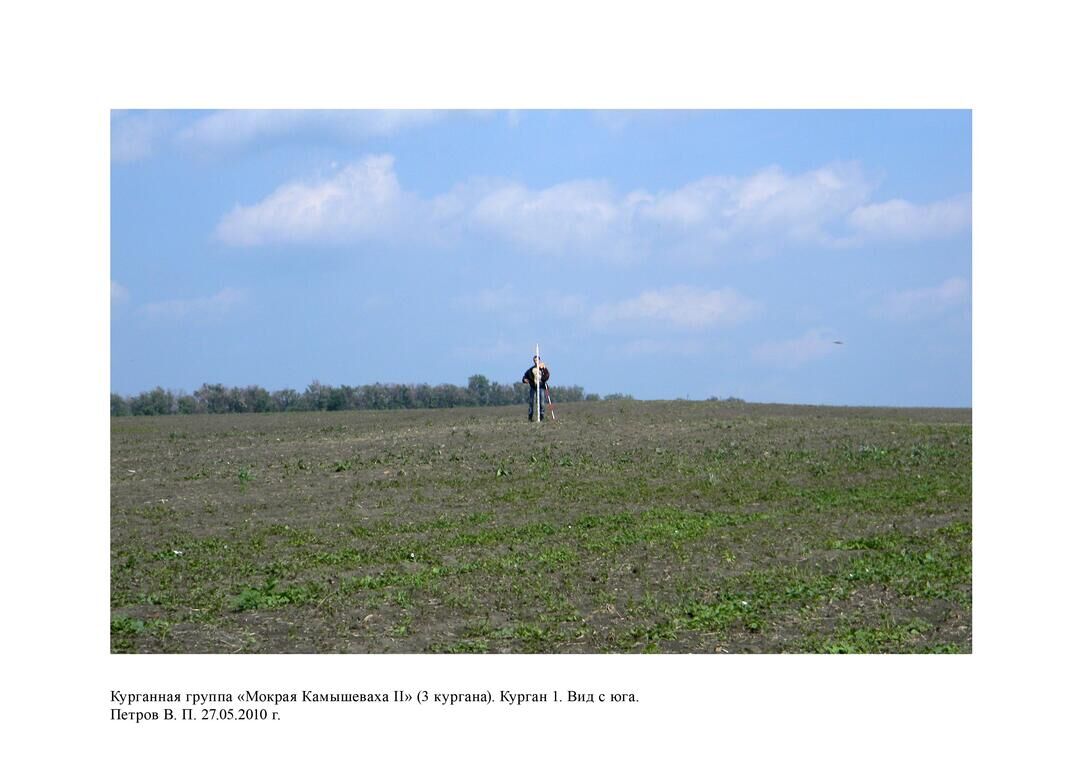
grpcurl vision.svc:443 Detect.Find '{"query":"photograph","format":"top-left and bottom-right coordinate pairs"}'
top-left (110, 109), bottom-right (972, 654)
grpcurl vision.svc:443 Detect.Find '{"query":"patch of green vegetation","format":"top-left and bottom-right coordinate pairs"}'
top-left (389, 617), bottom-right (412, 637)
top-left (111, 615), bottom-right (170, 636)
top-left (429, 638), bottom-right (490, 653)
top-left (802, 618), bottom-right (935, 653)
top-left (111, 616), bottom-right (172, 652)
top-left (513, 624), bottom-right (558, 651)
top-left (918, 642), bottom-right (966, 654)
top-left (839, 522), bottom-right (971, 601)
top-left (612, 522), bottom-right (969, 649)
top-left (232, 578), bottom-right (327, 612)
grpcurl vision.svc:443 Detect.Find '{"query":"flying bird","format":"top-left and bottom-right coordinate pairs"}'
top-left (832, 340), bottom-right (844, 345)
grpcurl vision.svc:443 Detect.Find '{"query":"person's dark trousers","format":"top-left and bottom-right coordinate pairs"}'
top-left (528, 387), bottom-right (545, 421)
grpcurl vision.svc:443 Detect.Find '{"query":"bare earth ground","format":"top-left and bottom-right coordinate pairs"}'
top-left (111, 400), bottom-right (971, 653)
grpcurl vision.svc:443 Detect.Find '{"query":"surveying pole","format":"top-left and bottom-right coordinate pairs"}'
top-left (534, 343), bottom-right (541, 424)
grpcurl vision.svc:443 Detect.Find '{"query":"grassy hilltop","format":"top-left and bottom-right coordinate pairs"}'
top-left (111, 400), bottom-right (971, 653)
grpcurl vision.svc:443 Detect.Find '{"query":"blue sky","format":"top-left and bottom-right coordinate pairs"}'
top-left (111, 110), bottom-right (971, 405)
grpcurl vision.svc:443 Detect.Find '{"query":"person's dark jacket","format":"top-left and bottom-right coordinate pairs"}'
top-left (522, 365), bottom-right (550, 389)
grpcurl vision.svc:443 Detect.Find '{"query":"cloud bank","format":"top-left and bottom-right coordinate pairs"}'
top-left (113, 110), bottom-right (453, 163)
top-left (177, 110), bottom-right (448, 154)
top-left (849, 194), bottom-right (971, 240)
top-left (216, 155), bottom-right (414, 246)
top-left (216, 156), bottom-right (969, 257)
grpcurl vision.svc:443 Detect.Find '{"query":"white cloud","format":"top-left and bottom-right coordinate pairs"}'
top-left (111, 280), bottom-right (129, 304)
top-left (741, 164), bottom-right (874, 239)
top-left (111, 111), bottom-right (177, 163)
top-left (876, 277), bottom-right (970, 321)
top-left (140, 287), bottom-right (248, 321)
top-left (215, 155), bottom-right (967, 256)
top-left (640, 176), bottom-right (735, 228)
top-left (177, 110), bottom-right (447, 153)
top-left (112, 110), bottom-right (461, 163)
top-left (591, 286), bottom-right (760, 330)
top-left (752, 329), bottom-right (842, 369)
top-left (216, 155), bottom-right (414, 246)
top-left (638, 163), bottom-right (874, 245)
top-left (467, 179), bottom-right (624, 255)
top-left (849, 193), bottom-right (970, 240)
top-left (450, 162), bottom-right (873, 257)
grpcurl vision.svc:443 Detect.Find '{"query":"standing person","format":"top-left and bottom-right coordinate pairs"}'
top-left (521, 355), bottom-right (551, 421)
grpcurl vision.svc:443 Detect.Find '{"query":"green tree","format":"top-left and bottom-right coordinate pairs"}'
top-left (303, 380), bottom-right (330, 411)
top-left (327, 386), bottom-right (348, 411)
top-left (110, 393), bottom-right (132, 416)
top-left (467, 374), bottom-right (491, 406)
top-left (243, 385), bottom-right (272, 413)
top-left (271, 388), bottom-right (300, 411)
top-left (131, 387), bottom-right (174, 415)
top-left (195, 383), bottom-right (230, 414)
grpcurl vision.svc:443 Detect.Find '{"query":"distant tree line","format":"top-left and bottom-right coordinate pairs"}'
top-left (109, 375), bottom-right (627, 416)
